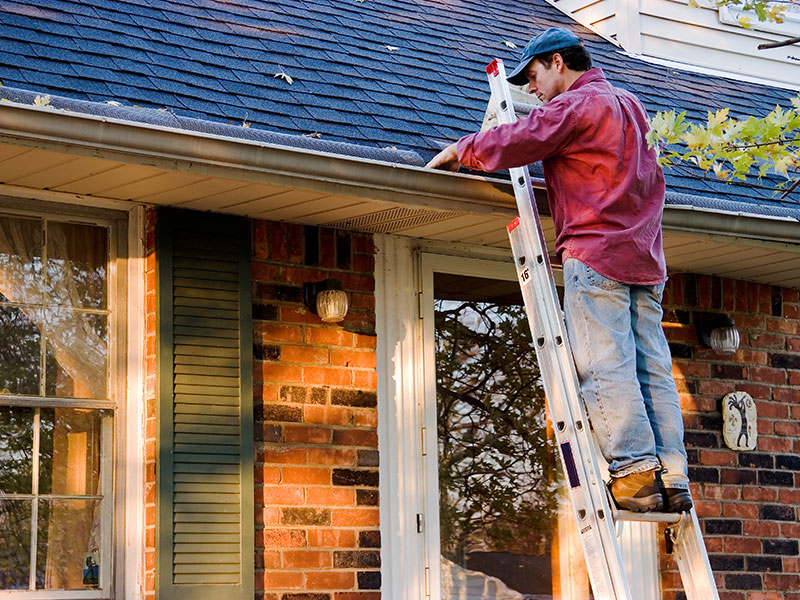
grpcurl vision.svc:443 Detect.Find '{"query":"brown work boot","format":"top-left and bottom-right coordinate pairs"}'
top-left (609, 468), bottom-right (664, 512)
top-left (663, 487), bottom-right (693, 512)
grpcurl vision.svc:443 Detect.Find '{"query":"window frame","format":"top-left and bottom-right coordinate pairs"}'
top-left (0, 199), bottom-right (130, 600)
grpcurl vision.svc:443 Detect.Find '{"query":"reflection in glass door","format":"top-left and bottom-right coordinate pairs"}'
top-left (432, 271), bottom-right (559, 600)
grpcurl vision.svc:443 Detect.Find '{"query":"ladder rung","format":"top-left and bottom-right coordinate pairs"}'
top-left (615, 510), bottom-right (683, 524)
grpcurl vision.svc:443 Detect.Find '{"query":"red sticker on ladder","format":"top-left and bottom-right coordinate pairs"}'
top-left (507, 217), bottom-right (520, 232)
top-left (486, 59), bottom-right (502, 76)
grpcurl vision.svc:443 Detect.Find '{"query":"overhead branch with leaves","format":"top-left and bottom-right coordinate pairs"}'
top-left (647, 96), bottom-right (800, 198)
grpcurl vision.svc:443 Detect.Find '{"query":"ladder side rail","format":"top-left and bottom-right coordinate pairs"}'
top-left (674, 510), bottom-right (720, 600)
top-left (488, 59), bottom-right (632, 600)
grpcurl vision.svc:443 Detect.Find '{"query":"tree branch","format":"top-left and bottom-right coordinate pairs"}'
top-left (758, 36), bottom-right (800, 50)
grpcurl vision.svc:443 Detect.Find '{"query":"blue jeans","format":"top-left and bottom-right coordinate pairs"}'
top-left (562, 258), bottom-right (689, 489)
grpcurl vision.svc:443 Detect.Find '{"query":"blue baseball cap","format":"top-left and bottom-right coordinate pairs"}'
top-left (506, 28), bottom-right (581, 86)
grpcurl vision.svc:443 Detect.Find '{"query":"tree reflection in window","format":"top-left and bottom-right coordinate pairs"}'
top-left (436, 299), bottom-right (559, 597)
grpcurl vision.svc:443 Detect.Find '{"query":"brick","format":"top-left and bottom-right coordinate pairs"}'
top-left (723, 538), bottom-right (760, 557)
top-left (742, 487), bottom-right (778, 502)
top-left (357, 450), bottom-right (379, 467)
top-left (357, 572), bottom-right (381, 590)
top-left (333, 430), bottom-right (378, 448)
top-left (257, 323), bottom-right (303, 343)
top-left (283, 467), bottom-right (331, 485)
top-left (353, 334), bottom-right (377, 350)
top-left (695, 500), bottom-right (721, 517)
top-left (255, 343), bottom-right (282, 361)
top-left (723, 502), bottom-right (758, 519)
top-left (253, 221), bottom-right (269, 258)
top-left (331, 389), bottom-right (378, 408)
top-left (259, 466), bottom-right (282, 484)
top-left (764, 574), bottom-right (800, 590)
top-left (322, 406), bottom-right (355, 426)
top-left (304, 367), bottom-right (352, 386)
top-left (252, 262), bottom-right (280, 282)
top-left (713, 364), bottom-right (747, 380)
top-left (261, 363), bottom-right (303, 383)
top-left (749, 334), bottom-right (786, 349)
top-left (761, 504), bottom-right (796, 521)
top-left (261, 486), bottom-right (305, 505)
top-left (700, 450), bottom-right (737, 466)
top-left (356, 489), bottom-right (379, 506)
top-left (775, 420), bottom-right (800, 436)
top-left (280, 385), bottom-right (308, 403)
top-left (282, 595), bottom-right (329, 600)
top-left (758, 436), bottom-right (794, 452)
top-left (283, 508), bottom-right (332, 526)
top-left (758, 470), bottom-right (794, 486)
top-left (334, 593), bottom-right (381, 600)
top-left (756, 401), bottom-right (788, 418)
top-left (305, 571), bottom-right (355, 590)
top-left (284, 425), bottom-right (332, 445)
top-left (743, 521), bottom-right (780, 537)
top-left (738, 452), bottom-right (774, 469)
top-left (706, 519), bottom-right (742, 534)
top-left (358, 531), bottom-right (381, 548)
top-left (763, 539), bottom-right (799, 555)
top-left (332, 469), bottom-right (379, 487)
top-left (331, 509), bottom-right (380, 527)
top-left (262, 529), bottom-right (307, 548)
top-left (306, 327), bottom-right (354, 346)
top-left (771, 353), bottom-right (800, 370)
top-left (283, 550), bottom-right (332, 569)
top-left (281, 305), bottom-right (324, 325)
top-left (697, 379), bottom-right (735, 396)
top-left (725, 574), bottom-right (762, 590)
top-left (308, 448), bottom-right (357, 466)
top-left (710, 554), bottom-right (745, 571)
top-left (282, 345), bottom-right (330, 364)
top-left (688, 466), bottom-right (720, 483)
top-left (334, 551), bottom-right (381, 568)
top-left (306, 487), bottom-right (355, 506)
top-left (307, 529), bottom-right (357, 548)
top-left (330, 349), bottom-right (377, 369)
top-left (261, 405), bottom-right (304, 422)
top-left (263, 570), bottom-right (304, 589)
top-left (720, 468), bottom-right (757, 485)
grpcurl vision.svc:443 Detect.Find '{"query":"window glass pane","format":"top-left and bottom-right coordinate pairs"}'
top-left (46, 222), bottom-right (107, 309)
top-left (0, 306), bottom-right (42, 396)
top-left (435, 274), bottom-right (559, 599)
top-left (0, 215), bottom-right (43, 305)
top-left (45, 312), bottom-right (107, 399)
top-left (38, 408), bottom-right (104, 496)
top-left (0, 499), bottom-right (32, 589)
top-left (0, 406), bottom-right (34, 494)
top-left (36, 498), bottom-right (102, 590)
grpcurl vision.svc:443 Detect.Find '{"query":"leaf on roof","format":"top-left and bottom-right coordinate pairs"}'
top-left (274, 69), bottom-right (294, 85)
top-left (105, 100), bottom-right (122, 107)
top-left (33, 95), bottom-right (51, 107)
top-left (384, 145), bottom-right (397, 150)
top-left (303, 132), bottom-right (322, 138)
top-left (502, 41), bottom-right (518, 48)
top-left (386, 45), bottom-right (399, 51)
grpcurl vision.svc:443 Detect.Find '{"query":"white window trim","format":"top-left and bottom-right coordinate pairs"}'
top-left (0, 193), bottom-right (145, 600)
top-left (376, 236), bottom-right (659, 599)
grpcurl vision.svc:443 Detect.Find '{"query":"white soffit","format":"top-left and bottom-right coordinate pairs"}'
top-left (0, 130), bottom-right (798, 289)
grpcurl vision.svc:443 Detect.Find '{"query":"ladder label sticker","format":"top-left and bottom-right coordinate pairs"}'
top-left (519, 267), bottom-right (532, 287)
top-left (507, 217), bottom-right (520, 232)
top-left (560, 441), bottom-right (581, 488)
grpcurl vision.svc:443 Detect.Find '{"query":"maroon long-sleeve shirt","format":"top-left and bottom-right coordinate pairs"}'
top-left (457, 68), bottom-right (667, 285)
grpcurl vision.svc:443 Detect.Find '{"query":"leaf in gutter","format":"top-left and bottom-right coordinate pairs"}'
top-left (502, 41), bottom-right (518, 48)
top-left (274, 69), bottom-right (293, 85)
top-left (105, 100), bottom-right (122, 107)
top-left (33, 95), bottom-right (51, 107)
top-left (303, 132), bottom-right (322, 138)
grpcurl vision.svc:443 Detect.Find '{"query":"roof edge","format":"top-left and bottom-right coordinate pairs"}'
top-left (0, 100), bottom-right (798, 248)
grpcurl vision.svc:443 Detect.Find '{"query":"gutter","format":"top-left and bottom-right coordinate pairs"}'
top-left (0, 101), bottom-right (524, 218)
top-left (0, 101), bottom-right (798, 248)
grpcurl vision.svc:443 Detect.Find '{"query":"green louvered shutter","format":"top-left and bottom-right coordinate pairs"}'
top-left (156, 208), bottom-right (254, 600)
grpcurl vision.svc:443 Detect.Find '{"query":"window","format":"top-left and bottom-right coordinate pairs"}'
top-left (0, 210), bottom-right (117, 598)
top-left (718, 2), bottom-right (800, 37)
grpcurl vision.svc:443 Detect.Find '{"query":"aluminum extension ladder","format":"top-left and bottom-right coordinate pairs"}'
top-left (486, 58), bottom-right (719, 600)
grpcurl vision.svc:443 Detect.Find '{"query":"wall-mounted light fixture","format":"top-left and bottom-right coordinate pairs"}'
top-left (696, 313), bottom-right (740, 354)
top-left (303, 278), bottom-right (349, 323)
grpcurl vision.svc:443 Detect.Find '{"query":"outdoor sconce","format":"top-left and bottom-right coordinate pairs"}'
top-left (697, 313), bottom-right (740, 354)
top-left (303, 278), bottom-right (349, 323)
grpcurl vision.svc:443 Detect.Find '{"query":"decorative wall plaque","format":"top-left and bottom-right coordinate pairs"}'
top-left (722, 391), bottom-right (757, 451)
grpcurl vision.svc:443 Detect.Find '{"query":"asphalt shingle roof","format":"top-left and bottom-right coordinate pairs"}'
top-left (1, 0), bottom-right (799, 214)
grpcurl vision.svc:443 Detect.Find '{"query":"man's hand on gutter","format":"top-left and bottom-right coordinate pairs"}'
top-left (425, 142), bottom-right (460, 171)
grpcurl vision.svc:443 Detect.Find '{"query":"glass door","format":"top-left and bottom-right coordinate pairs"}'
top-left (420, 254), bottom-right (588, 600)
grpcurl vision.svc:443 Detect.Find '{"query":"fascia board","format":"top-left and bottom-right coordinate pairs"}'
top-left (1, 101), bottom-right (799, 249)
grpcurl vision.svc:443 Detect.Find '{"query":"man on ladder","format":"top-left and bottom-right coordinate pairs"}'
top-left (426, 27), bottom-right (692, 514)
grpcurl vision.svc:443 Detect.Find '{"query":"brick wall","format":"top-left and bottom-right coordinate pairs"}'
top-left (661, 273), bottom-right (800, 600)
top-left (144, 207), bottom-right (157, 599)
top-left (252, 221), bottom-right (380, 600)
